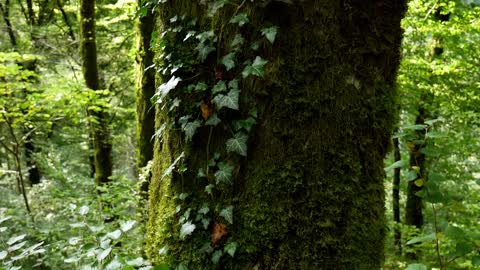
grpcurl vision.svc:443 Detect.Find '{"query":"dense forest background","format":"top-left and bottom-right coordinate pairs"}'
top-left (0, 0), bottom-right (479, 269)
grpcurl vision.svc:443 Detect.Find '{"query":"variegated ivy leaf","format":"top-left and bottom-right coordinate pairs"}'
top-left (226, 132), bottom-right (248, 156)
top-left (229, 13), bottom-right (249, 26)
top-left (184, 120), bottom-right (202, 140)
top-left (220, 206), bottom-right (234, 224)
top-left (242, 56), bottom-right (268, 78)
top-left (261, 26), bottom-right (279, 44)
top-left (155, 76), bottom-right (182, 104)
top-left (212, 80), bottom-right (227, 94)
top-left (180, 221), bottom-right (196, 239)
top-left (213, 88), bottom-right (239, 110)
top-left (215, 162), bottom-right (234, 184)
top-left (221, 53), bottom-right (236, 71)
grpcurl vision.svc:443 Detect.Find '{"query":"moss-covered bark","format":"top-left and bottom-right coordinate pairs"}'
top-left (146, 1), bottom-right (407, 269)
top-left (135, 0), bottom-right (156, 171)
top-left (80, 0), bottom-right (112, 185)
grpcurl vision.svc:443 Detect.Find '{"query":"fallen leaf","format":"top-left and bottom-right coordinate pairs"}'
top-left (201, 100), bottom-right (213, 120)
top-left (211, 222), bottom-right (227, 246)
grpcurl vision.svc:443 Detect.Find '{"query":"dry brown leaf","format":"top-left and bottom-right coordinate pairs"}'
top-left (201, 101), bottom-right (213, 120)
top-left (211, 222), bottom-right (227, 246)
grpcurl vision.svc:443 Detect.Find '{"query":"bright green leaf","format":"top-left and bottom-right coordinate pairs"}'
top-left (215, 162), bottom-right (234, 184)
top-left (221, 53), bottom-right (236, 71)
top-left (212, 80), bottom-right (227, 94)
top-left (405, 263), bottom-right (427, 270)
top-left (229, 13), bottom-right (249, 26)
top-left (180, 221), bottom-right (196, 239)
top-left (213, 88), bottom-right (239, 110)
top-left (406, 233), bottom-right (435, 245)
top-left (224, 242), bottom-right (238, 257)
top-left (242, 56), bottom-right (268, 78)
top-left (220, 206), bottom-right (234, 224)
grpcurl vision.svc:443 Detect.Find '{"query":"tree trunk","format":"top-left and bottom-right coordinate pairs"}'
top-left (393, 137), bottom-right (402, 255)
top-left (146, 1), bottom-right (406, 269)
top-left (79, 0), bottom-right (112, 185)
top-left (0, 0), bottom-right (17, 47)
top-left (135, 0), bottom-right (156, 173)
top-left (55, 0), bottom-right (75, 41)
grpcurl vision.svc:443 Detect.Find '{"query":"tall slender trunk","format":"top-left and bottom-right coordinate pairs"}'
top-left (25, 0), bottom-right (35, 25)
top-left (393, 137), bottom-right (402, 255)
top-left (135, 0), bottom-right (156, 174)
top-left (55, 0), bottom-right (75, 41)
top-left (0, 0), bottom-right (17, 47)
top-left (146, 1), bottom-right (407, 269)
top-left (80, 0), bottom-right (112, 185)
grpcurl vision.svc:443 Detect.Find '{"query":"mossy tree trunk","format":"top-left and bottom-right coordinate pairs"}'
top-left (146, 1), bottom-right (406, 269)
top-left (135, 0), bottom-right (156, 173)
top-left (80, 0), bottom-right (112, 185)
top-left (393, 137), bottom-right (402, 255)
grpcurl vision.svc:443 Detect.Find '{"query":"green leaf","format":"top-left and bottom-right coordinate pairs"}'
top-left (226, 132), bottom-right (248, 156)
top-left (213, 88), bottom-right (239, 110)
top-left (224, 242), bottom-right (238, 257)
top-left (97, 247), bottom-right (112, 262)
top-left (121, 220), bottom-right (136, 232)
top-left (231, 34), bottom-right (245, 47)
top-left (153, 263), bottom-right (171, 270)
top-left (179, 193), bottom-right (189, 200)
top-left (205, 184), bottom-right (214, 195)
top-left (208, 0), bottom-right (228, 17)
top-left (205, 113), bottom-right (221, 126)
top-left (403, 124), bottom-right (427, 131)
top-left (228, 79), bottom-right (239, 90)
top-left (176, 262), bottom-right (188, 270)
top-left (406, 233), bottom-right (435, 245)
top-left (180, 221), bottom-right (196, 239)
top-left (242, 56), bottom-right (268, 78)
top-left (233, 117), bottom-right (256, 132)
top-left (198, 205), bottom-right (210, 215)
top-left (445, 225), bottom-right (466, 240)
top-left (455, 241), bottom-right (473, 256)
top-left (197, 168), bottom-right (206, 178)
top-left (215, 162), bottom-right (234, 184)
top-left (229, 13), bottom-right (249, 26)
top-left (261, 26), bottom-right (279, 44)
top-left (184, 120), bottom-right (201, 140)
top-left (212, 80), bottom-right (227, 94)
top-left (384, 160), bottom-right (409, 171)
top-left (221, 53), bottom-right (236, 71)
top-left (472, 255), bottom-right (480, 266)
top-left (202, 218), bottom-right (210, 229)
top-left (220, 206), bottom-right (234, 224)
top-left (211, 250), bottom-right (222, 264)
top-left (194, 82), bottom-right (208, 92)
top-left (405, 263), bottom-right (427, 270)
top-left (196, 43), bottom-right (215, 62)
top-left (406, 170), bottom-right (418, 181)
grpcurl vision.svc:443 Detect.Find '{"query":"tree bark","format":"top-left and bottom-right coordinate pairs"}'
top-left (146, 1), bottom-right (407, 269)
top-left (79, 0), bottom-right (112, 185)
top-left (393, 137), bottom-right (402, 254)
top-left (55, 0), bottom-right (75, 41)
top-left (0, 0), bottom-right (16, 47)
top-left (135, 0), bottom-right (156, 173)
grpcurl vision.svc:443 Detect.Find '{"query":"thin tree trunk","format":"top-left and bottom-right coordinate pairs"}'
top-left (80, 0), bottom-right (112, 185)
top-left (393, 137), bottom-right (402, 255)
top-left (146, 1), bottom-right (407, 268)
top-left (0, 0), bottom-right (17, 47)
top-left (135, 0), bottom-right (156, 186)
top-left (25, 0), bottom-right (35, 25)
top-left (55, 0), bottom-right (75, 41)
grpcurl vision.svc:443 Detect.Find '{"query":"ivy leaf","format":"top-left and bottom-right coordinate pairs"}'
top-left (194, 82), bottom-right (208, 92)
top-left (221, 53), bottom-right (236, 71)
top-left (155, 76), bottom-right (182, 104)
top-left (231, 34), bottom-right (245, 47)
top-left (205, 113), bottom-right (221, 126)
top-left (198, 205), bottom-right (210, 215)
top-left (184, 120), bottom-right (202, 140)
top-left (208, 0), bottom-right (228, 17)
top-left (229, 13), bottom-right (249, 26)
top-left (211, 250), bottom-right (223, 264)
top-left (7, 234), bottom-right (27, 246)
top-left (196, 30), bottom-right (216, 43)
top-left (228, 79), bottom-right (239, 90)
top-left (205, 184), bottom-right (214, 195)
top-left (233, 117), bottom-right (256, 132)
top-left (220, 206), bottom-right (234, 224)
top-left (242, 56), bottom-right (268, 78)
top-left (180, 221), bottom-right (196, 239)
top-left (261, 26), bottom-right (279, 44)
top-left (213, 88), bottom-right (239, 110)
top-left (212, 80), bottom-right (227, 94)
top-left (162, 152), bottom-right (185, 179)
top-left (196, 43), bottom-right (215, 62)
top-left (226, 132), bottom-right (248, 156)
top-left (224, 242), bottom-right (239, 257)
top-left (215, 162), bottom-right (234, 184)
top-left (472, 256), bottom-right (480, 266)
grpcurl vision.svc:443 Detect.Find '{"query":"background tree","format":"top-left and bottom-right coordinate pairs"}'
top-left (145, 1), bottom-right (407, 269)
top-left (79, 0), bottom-right (112, 184)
